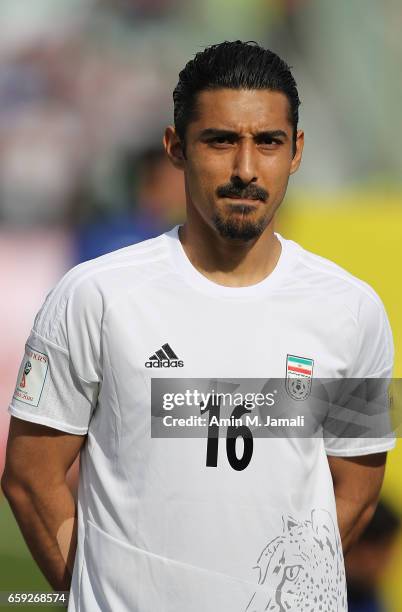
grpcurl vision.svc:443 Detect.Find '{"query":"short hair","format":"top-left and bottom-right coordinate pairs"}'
top-left (173, 40), bottom-right (301, 155)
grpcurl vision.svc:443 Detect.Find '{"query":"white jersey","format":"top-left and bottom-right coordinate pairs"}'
top-left (9, 226), bottom-right (395, 612)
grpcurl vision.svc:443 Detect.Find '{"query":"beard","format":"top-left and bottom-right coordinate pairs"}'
top-left (212, 179), bottom-right (271, 241)
top-left (212, 204), bottom-right (270, 241)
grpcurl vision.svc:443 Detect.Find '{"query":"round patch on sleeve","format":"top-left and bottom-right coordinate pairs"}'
top-left (13, 345), bottom-right (49, 407)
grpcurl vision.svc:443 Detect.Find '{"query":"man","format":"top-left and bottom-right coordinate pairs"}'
top-left (1, 41), bottom-right (395, 611)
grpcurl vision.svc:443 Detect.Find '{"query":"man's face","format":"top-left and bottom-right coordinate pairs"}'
top-left (165, 88), bottom-right (304, 241)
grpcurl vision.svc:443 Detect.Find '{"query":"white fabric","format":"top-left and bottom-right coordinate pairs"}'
top-left (9, 226), bottom-right (395, 612)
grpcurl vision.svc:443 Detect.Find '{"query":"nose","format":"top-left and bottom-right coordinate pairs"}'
top-left (231, 139), bottom-right (258, 186)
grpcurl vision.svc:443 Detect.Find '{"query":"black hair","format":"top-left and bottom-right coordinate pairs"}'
top-left (173, 40), bottom-right (301, 155)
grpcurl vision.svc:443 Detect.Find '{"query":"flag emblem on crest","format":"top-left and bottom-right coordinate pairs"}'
top-left (286, 354), bottom-right (314, 400)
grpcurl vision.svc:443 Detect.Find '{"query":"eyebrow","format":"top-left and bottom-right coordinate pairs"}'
top-left (199, 128), bottom-right (289, 140)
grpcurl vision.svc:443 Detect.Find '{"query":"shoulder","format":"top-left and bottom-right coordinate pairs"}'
top-left (282, 236), bottom-right (393, 374)
top-left (282, 235), bottom-right (386, 320)
top-left (34, 232), bottom-right (170, 343)
top-left (69, 232), bottom-right (169, 290)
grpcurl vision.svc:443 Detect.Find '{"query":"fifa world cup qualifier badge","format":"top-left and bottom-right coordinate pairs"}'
top-left (13, 345), bottom-right (49, 407)
top-left (285, 354), bottom-right (314, 400)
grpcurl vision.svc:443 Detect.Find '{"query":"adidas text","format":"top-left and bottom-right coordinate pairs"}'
top-left (145, 360), bottom-right (184, 368)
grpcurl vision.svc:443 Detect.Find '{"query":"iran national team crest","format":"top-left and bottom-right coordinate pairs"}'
top-left (285, 354), bottom-right (314, 400)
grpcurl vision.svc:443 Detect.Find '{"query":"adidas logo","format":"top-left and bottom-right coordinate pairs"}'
top-left (145, 343), bottom-right (184, 368)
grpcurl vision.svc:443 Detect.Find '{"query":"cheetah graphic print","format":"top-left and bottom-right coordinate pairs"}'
top-left (245, 509), bottom-right (347, 611)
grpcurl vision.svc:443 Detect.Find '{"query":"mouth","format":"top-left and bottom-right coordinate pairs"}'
top-left (222, 196), bottom-right (263, 203)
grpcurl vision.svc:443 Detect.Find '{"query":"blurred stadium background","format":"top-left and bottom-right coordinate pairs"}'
top-left (0, 0), bottom-right (401, 610)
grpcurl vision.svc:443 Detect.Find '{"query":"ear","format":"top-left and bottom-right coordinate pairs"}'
top-left (289, 129), bottom-right (304, 175)
top-left (163, 125), bottom-right (186, 170)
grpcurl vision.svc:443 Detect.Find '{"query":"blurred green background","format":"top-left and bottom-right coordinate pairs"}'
top-left (1, 0), bottom-right (401, 610)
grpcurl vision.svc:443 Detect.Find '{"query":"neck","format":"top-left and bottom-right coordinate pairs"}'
top-left (178, 211), bottom-right (281, 288)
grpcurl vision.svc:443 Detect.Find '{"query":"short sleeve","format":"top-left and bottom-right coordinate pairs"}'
top-left (9, 267), bottom-right (102, 435)
top-left (324, 290), bottom-right (396, 456)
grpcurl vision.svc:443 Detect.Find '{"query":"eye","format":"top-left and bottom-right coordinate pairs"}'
top-left (257, 137), bottom-right (282, 149)
top-left (208, 136), bottom-right (235, 147)
top-left (284, 565), bottom-right (302, 581)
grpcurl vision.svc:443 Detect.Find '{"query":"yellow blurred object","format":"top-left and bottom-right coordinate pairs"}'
top-left (277, 190), bottom-right (402, 608)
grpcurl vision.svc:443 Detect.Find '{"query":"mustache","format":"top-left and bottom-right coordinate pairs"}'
top-left (216, 182), bottom-right (268, 202)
